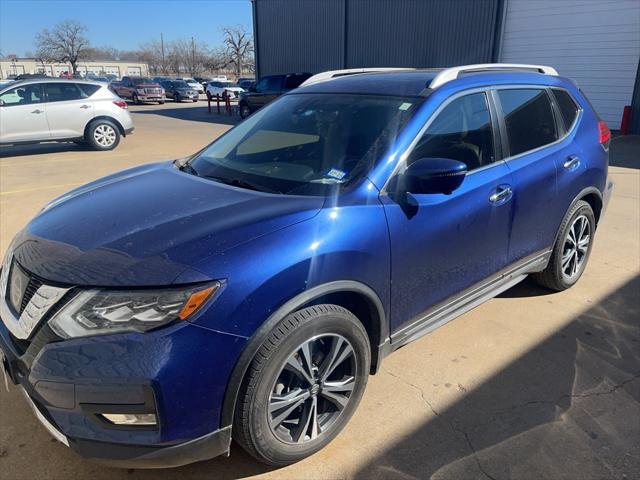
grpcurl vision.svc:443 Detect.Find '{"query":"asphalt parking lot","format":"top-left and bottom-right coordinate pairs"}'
top-left (0, 103), bottom-right (638, 480)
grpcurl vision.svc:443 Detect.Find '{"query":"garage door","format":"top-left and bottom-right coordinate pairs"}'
top-left (127, 66), bottom-right (141, 76)
top-left (104, 66), bottom-right (120, 76)
top-left (499, 0), bottom-right (640, 129)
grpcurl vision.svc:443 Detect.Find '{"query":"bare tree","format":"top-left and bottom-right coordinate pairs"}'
top-left (35, 20), bottom-right (90, 74)
top-left (167, 38), bottom-right (211, 76)
top-left (222, 26), bottom-right (254, 79)
top-left (138, 40), bottom-right (169, 75)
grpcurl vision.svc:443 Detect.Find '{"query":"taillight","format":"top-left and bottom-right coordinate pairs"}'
top-left (598, 120), bottom-right (611, 147)
top-left (113, 100), bottom-right (127, 109)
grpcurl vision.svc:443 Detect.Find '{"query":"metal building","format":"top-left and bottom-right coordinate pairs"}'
top-left (251, 0), bottom-right (640, 130)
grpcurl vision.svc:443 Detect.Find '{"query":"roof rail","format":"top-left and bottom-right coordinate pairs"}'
top-left (300, 67), bottom-right (415, 87)
top-left (429, 63), bottom-right (558, 89)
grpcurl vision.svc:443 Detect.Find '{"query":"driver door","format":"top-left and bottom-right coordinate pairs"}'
top-left (0, 84), bottom-right (49, 143)
top-left (381, 91), bottom-right (514, 340)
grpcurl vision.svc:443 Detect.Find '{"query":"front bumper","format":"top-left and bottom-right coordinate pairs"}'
top-left (0, 302), bottom-right (246, 467)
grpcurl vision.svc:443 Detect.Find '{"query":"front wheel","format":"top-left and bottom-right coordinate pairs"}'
top-left (234, 304), bottom-right (370, 466)
top-left (533, 200), bottom-right (595, 291)
top-left (86, 120), bottom-right (120, 151)
top-left (132, 93), bottom-right (141, 105)
top-left (239, 103), bottom-right (251, 119)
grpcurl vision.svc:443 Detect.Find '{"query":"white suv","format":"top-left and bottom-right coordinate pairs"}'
top-left (0, 79), bottom-right (134, 151)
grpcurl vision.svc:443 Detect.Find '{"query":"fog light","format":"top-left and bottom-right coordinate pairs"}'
top-left (101, 413), bottom-right (157, 426)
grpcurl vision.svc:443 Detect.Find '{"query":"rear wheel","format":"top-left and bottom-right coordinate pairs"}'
top-left (234, 304), bottom-right (370, 466)
top-left (86, 120), bottom-right (120, 151)
top-left (533, 200), bottom-right (595, 291)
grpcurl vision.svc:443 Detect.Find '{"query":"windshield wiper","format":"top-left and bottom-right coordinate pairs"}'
top-left (205, 175), bottom-right (283, 194)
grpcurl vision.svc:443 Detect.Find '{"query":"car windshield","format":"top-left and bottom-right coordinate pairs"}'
top-left (183, 78), bottom-right (196, 83)
top-left (174, 81), bottom-right (190, 88)
top-left (188, 93), bottom-right (422, 196)
top-left (131, 78), bottom-right (152, 85)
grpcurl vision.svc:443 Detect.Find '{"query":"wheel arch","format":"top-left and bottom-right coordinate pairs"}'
top-left (219, 280), bottom-right (388, 429)
top-left (84, 116), bottom-right (126, 138)
top-left (550, 186), bottom-right (603, 256)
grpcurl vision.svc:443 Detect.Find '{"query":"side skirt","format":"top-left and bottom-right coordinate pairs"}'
top-left (389, 250), bottom-right (551, 350)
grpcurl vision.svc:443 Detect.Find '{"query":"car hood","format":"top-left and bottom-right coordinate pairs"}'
top-left (12, 162), bottom-right (323, 286)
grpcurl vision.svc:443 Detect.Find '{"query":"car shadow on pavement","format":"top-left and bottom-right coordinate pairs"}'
top-left (0, 142), bottom-right (89, 158)
top-left (132, 105), bottom-right (241, 126)
top-left (353, 274), bottom-right (640, 480)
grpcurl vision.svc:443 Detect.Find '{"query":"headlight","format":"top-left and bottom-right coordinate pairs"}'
top-left (49, 283), bottom-right (219, 339)
top-left (136, 88), bottom-right (146, 94)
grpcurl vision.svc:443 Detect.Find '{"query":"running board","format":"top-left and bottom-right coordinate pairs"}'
top-left (390, 251), bottom-right (549, 349)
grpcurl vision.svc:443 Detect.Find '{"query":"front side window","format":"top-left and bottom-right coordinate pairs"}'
top-left (552, 89), bottom-right (580, 131)
top-left (408, 92), bottom-right (495, 171)
top-left (0, 84), bottom-right (44, 106)
top-left (497, 89), bottom-right (557, 156)
top-left (44, 83), bottom-right (86, 102)
top-left (189, 93), bottom-right (422, 195)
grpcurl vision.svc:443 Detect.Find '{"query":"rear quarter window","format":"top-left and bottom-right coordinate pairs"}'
top-left (497, 89), bottom-right (558, 157)
top-left (77, 83), bottom-right (101, 97)
top-left (552, 89), bottom-right (580, 131)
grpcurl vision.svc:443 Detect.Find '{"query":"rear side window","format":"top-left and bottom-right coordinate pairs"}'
top-left (497, 89), bottom-right (557, 156)
top-left (77, 83), bottom-right (100, 97)
top-left (552, 89), bottom-right (580, 131)
top-left (408, 92), bottom-right (495, 172)
top-left (44, 83), bottom-right (87, 102)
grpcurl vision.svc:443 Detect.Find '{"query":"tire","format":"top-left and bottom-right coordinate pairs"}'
top-left (193, 98), bottom-right (198, 102)
top-left (159, 100), bottom-right (165, 105)
top-left (239, 102), bottom-right (251, 119)
top-left (85, 119), bottom-right (120, 151)
top-left (533, 200), bottom-right (595, 291)
top-left (175, 94), bottom-right (181, 103)
top-left (234, 304), bottom-right (370, 466)
top-left (132, 93), bottom-right (141, 105)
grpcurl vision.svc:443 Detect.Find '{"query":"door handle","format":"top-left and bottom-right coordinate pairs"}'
top-left (489, 185), bottom-right (513, 205)
top-left (80, 104), bottom-right (91, 109)
top-left (31, 109), bottom-right (44, 114)
top-left (563, 155), bottom-right (581, 171)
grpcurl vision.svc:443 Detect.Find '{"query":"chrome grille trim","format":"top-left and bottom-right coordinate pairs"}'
top-left (0, 254), bottom-right (71, 340)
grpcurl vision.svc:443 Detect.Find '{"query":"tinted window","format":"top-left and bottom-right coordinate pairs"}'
top-left (0, 84), bottom-right (44, 106)
top-left (553, 89), bottom-right (580, 131)
top-left (77, 83), bottom-right (100, 97)
top-left (44, 83), bottom-right (86, 102)
top-left (283, 74), bottom-right (310, 90)
top-left (497, 89), bottom-right (557, 156)
top-left (191, 93), bottom-right (421, 195)
top-left (409, 92), bottom-right (495, 171)
top-left (257, 76), bottom-right (282, 92)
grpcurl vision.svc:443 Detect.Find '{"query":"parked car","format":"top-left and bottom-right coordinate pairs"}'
top-left (152, 76), bottom-right (172, 84)
top-left (0, 64), bottom-right (612, 468)
top-left (86, 75), bottom-right (109, 84)
top-left (160, 79), bottom-right (199, 102)
top-left (104, 74), bottom-right (119, 82)
top-left (175, 77), bottom-right (204, 94)
top-left (238, 72), bottom-right (311, 118)
top-left (0, 78), bottom-right (133, 150)
top-left (237, 79), bottom-right (255, 90)
top-left (110, 76), bottom-right (165, 104)
top-left (206, 80), bottom-right (244, 99)
top-left (194, 76), bottom-right (213, 86)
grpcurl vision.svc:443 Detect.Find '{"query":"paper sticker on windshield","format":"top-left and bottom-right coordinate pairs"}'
top-left (398, 102), bottom-right (412, 111)
top-left (326, 168), bottom-right (347, 180)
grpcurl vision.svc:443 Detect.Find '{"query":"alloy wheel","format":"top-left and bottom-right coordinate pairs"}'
top-left (268, 334), bottom-right (356, 444)
top-left (93, 124), bottom-right (117, 147)
top-left (562, 214), bottom-right (590, 280)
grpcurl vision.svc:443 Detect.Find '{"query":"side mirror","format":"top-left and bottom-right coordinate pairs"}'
top-left (402, 158), bottom-right (467, 195)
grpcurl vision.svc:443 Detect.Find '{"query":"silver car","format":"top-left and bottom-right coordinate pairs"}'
top-left (0, 79), bottom-right (134, 151)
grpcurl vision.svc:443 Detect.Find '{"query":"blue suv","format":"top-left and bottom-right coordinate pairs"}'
top-left (0, 64), bottom-right (613, 468)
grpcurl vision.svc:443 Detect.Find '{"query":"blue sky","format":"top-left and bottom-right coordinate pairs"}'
top-left (0, 0), bottom-right (253, 56)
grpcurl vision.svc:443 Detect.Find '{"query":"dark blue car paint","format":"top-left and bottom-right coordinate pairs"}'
top-left (0, 69), bottom-right (610, 464)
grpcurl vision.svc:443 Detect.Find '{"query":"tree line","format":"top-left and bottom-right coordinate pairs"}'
top-left (29, 20), bottom-right (254, 78)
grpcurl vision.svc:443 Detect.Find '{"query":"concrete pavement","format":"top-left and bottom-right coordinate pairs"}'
top-left (0, 103), bottom-right (638, 479)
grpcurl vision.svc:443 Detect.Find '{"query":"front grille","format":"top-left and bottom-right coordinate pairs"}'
top-left (145, 88), bottom-right (161, 94)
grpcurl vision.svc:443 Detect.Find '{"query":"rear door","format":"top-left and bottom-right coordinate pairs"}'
top-left (43, 82), bottom-right (95, 139)
top-left (492, 87), bottom-right (562, 264)
top-left (0, 83), bottom-right (48, 143)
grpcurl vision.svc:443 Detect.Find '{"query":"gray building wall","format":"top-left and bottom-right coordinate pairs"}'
top-left (253, 0), bottom-right (503, 77)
